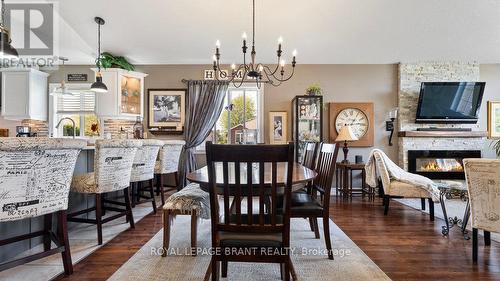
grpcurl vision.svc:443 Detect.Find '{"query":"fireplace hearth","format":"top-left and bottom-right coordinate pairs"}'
top-left (408, 150), bottom-right (481, 179)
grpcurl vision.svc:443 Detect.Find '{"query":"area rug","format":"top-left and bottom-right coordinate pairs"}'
top-left (395, 198), bottom-right (500, 242)
top-left (109, 216), bottom-right (391, 281)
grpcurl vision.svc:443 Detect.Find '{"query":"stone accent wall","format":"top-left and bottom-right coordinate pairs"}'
top-left (398, 62), bottom-right (480, 131)
top-left (102, 119), bottom-right (136, 139)
top-left (398, 137), bottom-right (485, 170)
top-left (21, 119), bottom-right (48, 137)
top-left (398, 62), bottom-right (486, 168)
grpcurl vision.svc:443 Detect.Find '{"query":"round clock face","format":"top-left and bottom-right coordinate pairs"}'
top-left (335, 108), bottom-right (369, 139)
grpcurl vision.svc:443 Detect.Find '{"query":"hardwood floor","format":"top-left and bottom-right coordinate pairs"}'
top-left (54, 196), bottom-right (500, 281)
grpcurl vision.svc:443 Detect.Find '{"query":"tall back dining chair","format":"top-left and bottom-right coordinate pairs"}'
top-left (301, 142), bottom-right (319, 169)
top-left (130, 139), bottom-right (164, 211)
top-left (289, 142), bottom-right (338, 260)
top-left (69, 139), bottom-right (141, 245)
top-left (205, 141), bottom-right (295, 281)
top-left (0, 138), bottom-right (86, 275)
top-left (463, 159), bottom-right (500, 263)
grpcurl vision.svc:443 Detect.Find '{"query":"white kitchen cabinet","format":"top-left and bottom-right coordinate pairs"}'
top-left (91, 68), bottom-right (148, 119)
top-left (1, 68), bottom-right (49, 121)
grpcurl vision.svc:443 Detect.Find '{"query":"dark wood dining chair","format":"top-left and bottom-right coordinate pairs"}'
top-left (288, 143), bottom-right (339, 260)
top-left (204, 141), bottom-right (295, 281)
top-left (301, 142), bottom-right (319, 170)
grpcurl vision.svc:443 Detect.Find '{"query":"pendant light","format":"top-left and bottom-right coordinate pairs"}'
top-left (91, 17), bottom-right (108, 93)
top-left (0, 0), bottom-right (18, 59)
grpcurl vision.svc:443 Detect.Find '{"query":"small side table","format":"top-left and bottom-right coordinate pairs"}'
top-left (335, 162), bottom-right (374, 200)
top-left (438, 182), bottom-right (470, 240)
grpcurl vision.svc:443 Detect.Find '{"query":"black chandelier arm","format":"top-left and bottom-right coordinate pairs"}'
top-left (265, 65), bottom-right (295, 84)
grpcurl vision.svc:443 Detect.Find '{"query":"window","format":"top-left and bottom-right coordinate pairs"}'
top-left (51, 85), bottom-right (99, 138)
top-left (198, 85), bottom-right (263, 150)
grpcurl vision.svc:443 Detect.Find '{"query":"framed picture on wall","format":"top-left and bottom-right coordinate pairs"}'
top-left (148, 89), bottom-right (186, 132)
top-left (269, 111), bottom-right (287, 144)
top-left (488, 101), bottom-right (500, 138)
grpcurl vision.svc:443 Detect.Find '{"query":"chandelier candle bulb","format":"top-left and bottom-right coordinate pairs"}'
top-left (231, 64), bottom-right (236, 70)
top-left (242, 32), bottom-right (247, 40)
top-left (215, 40), bottom-right (221, 48)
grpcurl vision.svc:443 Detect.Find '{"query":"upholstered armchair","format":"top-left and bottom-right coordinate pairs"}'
top-left (0, 138), bottom-right (86, 274)
top-left (368, 149), bottom-right (438, 220)
top-left (463, 159), bottom-right (500, 263)
top-left (69, 139), bottom-right (142, 245)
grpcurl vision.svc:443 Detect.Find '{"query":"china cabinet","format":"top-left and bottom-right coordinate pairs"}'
top-left (91, 68), bottom-right (148, 119)
top-left (1, 68), bottom-right (49, 121)
top-left (292, 95), bottom-right (323, 162)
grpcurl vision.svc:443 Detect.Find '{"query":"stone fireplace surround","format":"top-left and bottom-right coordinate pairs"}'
top-left (397, 62), bottom-right (487, 170)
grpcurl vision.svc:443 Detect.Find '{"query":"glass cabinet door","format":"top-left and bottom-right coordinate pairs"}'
top-left (293, 96), bottom-right (323, 162)
top-left (120, 75), bottom-right (141, 115)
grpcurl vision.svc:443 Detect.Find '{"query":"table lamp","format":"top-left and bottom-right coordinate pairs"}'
top-left (335, 125), bottom-right (359, 164)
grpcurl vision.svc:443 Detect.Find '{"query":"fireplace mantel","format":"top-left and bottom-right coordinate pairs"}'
top-left (398, 131), bottom-right (488, 138)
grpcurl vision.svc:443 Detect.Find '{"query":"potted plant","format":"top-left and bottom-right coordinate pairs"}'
top-left (306, 83), bottom-right (322, 96)
top-left (97, 52), bottom-right (135, 71)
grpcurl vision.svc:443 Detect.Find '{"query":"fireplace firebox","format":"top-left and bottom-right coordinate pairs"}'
top-left (408, 150), bottom-right (481, 180)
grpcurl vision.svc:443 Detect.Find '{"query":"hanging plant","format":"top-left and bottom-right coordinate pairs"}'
top-left (97, 52), bottom-right (135, 71)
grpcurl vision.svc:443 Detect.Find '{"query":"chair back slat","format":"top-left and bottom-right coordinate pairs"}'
top-left (234, 161), bottom-right (242, 225)
top-left (222, 161), bottom-right (230, 225)
top-left (205, 142), bottom-right (294, 243)
top-left (246, 162), bottom-right (253, 225)
top-left (313, 143), bottom-right (339, 207)
top-left (271, 162), bottom-right (278, 226)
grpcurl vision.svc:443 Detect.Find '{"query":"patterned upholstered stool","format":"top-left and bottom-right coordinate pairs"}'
top-left (154, 140), bottom-right (185, 205)
top-left (69, 139), bottom-right (141, 245)
top-left (130, 139), bottom-right (164, 212)
top-left (162, 183), bottom-right (210, 256)
top-left (0, 138), bottom-right (86, 275)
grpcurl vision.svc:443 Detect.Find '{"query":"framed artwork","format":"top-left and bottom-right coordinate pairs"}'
top-left (329, 102), bottom-right (374, 147)
top-left (269, 111), bottom-right (287, 144)
top-left (488, 101), bottom-right (500, 138)
top-left (148, 89), bottom-right (186, 131)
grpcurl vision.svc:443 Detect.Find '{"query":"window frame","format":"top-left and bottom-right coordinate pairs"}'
top-left (196, 83), bottom-right (264, 152)
top-left (48, 83), bottom-right (98, 138)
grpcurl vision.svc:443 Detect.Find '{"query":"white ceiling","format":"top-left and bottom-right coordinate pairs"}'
top-left (13, 0), bottom-right (500, 64)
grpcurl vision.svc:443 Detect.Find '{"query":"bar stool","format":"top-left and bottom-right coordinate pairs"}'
top-left (154, 140), bottom-right (185, 205)
top-left (68, 139), bottom-right (141, 245)
top-left (130, 139), bottom-right (163, 212)
top-left (0, 138), bottom-right (86, 275)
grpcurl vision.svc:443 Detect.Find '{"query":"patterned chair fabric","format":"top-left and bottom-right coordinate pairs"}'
top-left (0, 138), bottom-right (86, 222)
top-left (464, 159), bottom-right (500, 233)
top-left (130, 139), bottom-right (163, 183)
top-left (163, 183), bottom-right (210, 219)
top-left (71, 139), bottom-right (142, 194)
top-left (372, 150), bottom-right (432, 198)
top-left (154, 140), bottom-right (185, 174)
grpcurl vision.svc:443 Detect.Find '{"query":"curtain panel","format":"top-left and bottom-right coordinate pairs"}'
top-left (177, 80), bottom-right (229, 188)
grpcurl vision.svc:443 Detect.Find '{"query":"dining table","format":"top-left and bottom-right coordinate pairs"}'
top-left (187, 162), bottom-right (317, 191)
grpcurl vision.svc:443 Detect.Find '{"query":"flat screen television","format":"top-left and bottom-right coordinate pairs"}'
top-left (415, 82), bottom-right (485, 123)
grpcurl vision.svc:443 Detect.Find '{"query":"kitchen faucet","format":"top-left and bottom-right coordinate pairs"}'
top-left (55, 117), bottom-right (76, 139)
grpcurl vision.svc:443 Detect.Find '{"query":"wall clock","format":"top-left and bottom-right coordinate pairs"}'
top-left (329, 102), bottom-right (374, 147)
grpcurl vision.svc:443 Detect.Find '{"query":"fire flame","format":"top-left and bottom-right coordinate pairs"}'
top-left (419, 160), bottom-right (463, 172)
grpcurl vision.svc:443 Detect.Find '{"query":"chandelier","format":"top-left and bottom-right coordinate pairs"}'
top-left (212, 0), bottom-right (297, 88)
